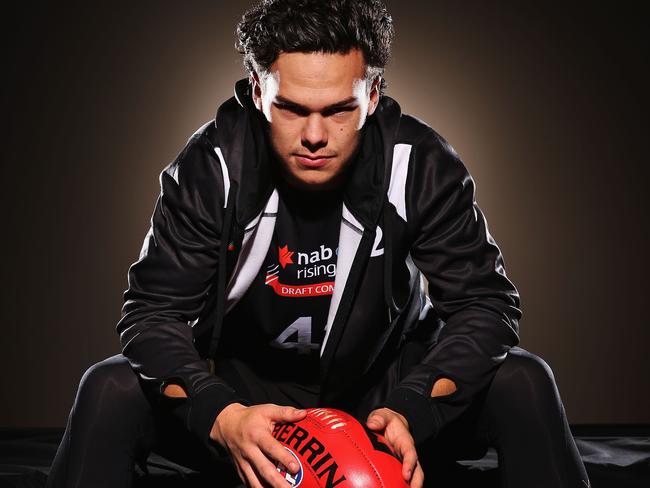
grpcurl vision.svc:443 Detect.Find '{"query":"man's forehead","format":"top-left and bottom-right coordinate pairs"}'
top-left (266, 50), bottom-right (367, 108)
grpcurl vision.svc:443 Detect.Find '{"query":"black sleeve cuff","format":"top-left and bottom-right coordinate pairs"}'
top-left (379, 386), bottom-right (441, 446)
top-left (162, 380), bottom-right (251, 458)
top-left (189, 382), bottom-right (252, 455)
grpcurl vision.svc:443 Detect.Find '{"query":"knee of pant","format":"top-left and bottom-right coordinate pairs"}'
top-left (486, 347), bottom-right (561, 420)
top-left (73, 354), bottom-right (149, 416)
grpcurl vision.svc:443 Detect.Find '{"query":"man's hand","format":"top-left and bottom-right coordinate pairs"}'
top-left (210, 402), bottom-right (307, 488)
top-left (366, 408), bottom-right (424, 488)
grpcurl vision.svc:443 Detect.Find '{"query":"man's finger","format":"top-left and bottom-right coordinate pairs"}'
top-left (401, 446), bottom-right (418, 481)
top-left (240, 460), bottom-right (265, 488)
top-left (248, 446), bottom-right (294, 488)
top-left (410, 461), bottom-right (425, 488)
top-left (382, 421), bottom-right (413, 457)
top-left (259, 435), bottom-right (300, 475)
top-left (233, 460), bottom-right (246, 485)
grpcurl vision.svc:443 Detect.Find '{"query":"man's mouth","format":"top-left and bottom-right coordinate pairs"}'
top-left (295, 154), bottom-right (334, 168)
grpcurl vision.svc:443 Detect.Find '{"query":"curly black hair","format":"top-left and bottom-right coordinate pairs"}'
top-left (235, 0), bottom-right (394, 94)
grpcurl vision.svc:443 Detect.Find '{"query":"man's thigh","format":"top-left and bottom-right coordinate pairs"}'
top-left (140, 385), bottom-right (248, 487)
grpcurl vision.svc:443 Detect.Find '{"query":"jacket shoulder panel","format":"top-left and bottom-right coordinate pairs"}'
top-left (160, 121), bottom-right (227, 213)
top-left (396, 113), bottom-right (459, 157)
top-left (397, 115), bottom-right (469, 227)
top-left (387, 113), bottom-right (463, 226)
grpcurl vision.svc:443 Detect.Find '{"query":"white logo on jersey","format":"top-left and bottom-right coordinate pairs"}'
top-left (297, 245), bottom-right (336, 264)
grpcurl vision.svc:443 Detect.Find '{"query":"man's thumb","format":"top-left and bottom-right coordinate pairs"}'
top-left (275, 406), bottom-right (308, 421)
top-left (366, 414), bottom-right (386, 430)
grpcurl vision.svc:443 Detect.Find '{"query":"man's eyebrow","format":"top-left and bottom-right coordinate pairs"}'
top-left (274, 95), bottom-right (358, 112)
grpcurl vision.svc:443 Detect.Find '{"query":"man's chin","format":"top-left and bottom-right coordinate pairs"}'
top-left (272, 156), bottom-right (349, 192)
top-left (285, 170), bottom-right (341, 192)
top-left (294, 176), bottom-right (335, 191)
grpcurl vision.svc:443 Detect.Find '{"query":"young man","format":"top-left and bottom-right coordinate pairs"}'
top-left (47, 1), bottom-right (591, 487)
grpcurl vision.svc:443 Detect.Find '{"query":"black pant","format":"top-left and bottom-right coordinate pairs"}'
top-left (46, 345), bottom-right (590, 487)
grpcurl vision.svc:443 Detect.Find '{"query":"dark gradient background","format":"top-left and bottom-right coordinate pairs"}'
top-left (2, 1), bottom-right (648, 428)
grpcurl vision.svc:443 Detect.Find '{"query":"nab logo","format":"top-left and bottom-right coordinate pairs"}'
top-left (276, 447), bottom-right (303, 487)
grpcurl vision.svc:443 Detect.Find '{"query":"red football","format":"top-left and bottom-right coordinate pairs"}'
top-left (272, 407), bottom-right (409, 488)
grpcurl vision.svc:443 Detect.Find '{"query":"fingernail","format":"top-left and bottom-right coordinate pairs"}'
top-left (289, 462), bottom-right (298, 472)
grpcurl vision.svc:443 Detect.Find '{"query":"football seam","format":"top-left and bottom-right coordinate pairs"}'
top-left (340, 428), bottom-right (384, 487)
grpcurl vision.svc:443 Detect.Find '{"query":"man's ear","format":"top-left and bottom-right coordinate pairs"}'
top-left (367, 76), bottom-right (381, 116)
top-left (251, 70), bottom-right (263, 112)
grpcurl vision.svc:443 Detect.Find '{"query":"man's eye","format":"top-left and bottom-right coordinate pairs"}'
top-left (276, 104), bottom-right (308, 116)
top-left (326, 107), bottom-right (355, 117)
top-left (274, 103), bottom-right (355, 118)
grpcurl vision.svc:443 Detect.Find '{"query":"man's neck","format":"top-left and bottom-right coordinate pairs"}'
top-left (276, 173), bottom-right (344, 204)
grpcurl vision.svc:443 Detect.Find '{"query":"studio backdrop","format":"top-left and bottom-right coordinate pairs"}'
top-left (2, 1), bottom-right (648, 428)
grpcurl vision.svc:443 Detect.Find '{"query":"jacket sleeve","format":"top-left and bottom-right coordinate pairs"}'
top-left (380, 131), bottom-right (522, 445)
top-left (116, 134), bottom-right (249, 450)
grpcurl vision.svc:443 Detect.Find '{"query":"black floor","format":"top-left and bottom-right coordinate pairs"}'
top-left (1, 426), bottom-right (649, 487)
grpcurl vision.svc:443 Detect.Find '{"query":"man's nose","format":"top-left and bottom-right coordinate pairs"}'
top-left (301, 114), bottom-right (328, 152)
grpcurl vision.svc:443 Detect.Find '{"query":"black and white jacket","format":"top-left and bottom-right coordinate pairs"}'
top-left (117, 78), bottom-right (522, 449)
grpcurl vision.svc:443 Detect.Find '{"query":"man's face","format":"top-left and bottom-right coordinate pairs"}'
top-left (252, 49), bottom-right (380, 191)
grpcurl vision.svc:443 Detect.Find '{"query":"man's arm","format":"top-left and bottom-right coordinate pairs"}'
top-left (116, 133), bottom-right (248, 448)
top-left (119, 132), bottom-right (318, 488)
top-left (379, 131), bottom-right (522, 445)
